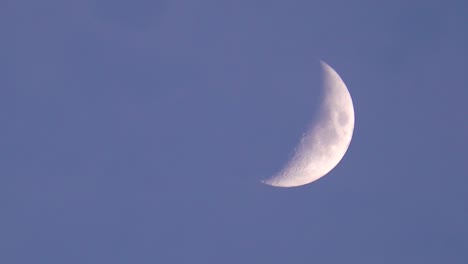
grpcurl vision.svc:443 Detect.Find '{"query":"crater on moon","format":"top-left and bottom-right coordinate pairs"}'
top-left (262, 60), bottom-right (355, 187)
top-left (338, 109), bottom-right (349, 127)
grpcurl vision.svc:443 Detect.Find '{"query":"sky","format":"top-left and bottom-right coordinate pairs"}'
top-left (1, 0), bottom-right (467, 263)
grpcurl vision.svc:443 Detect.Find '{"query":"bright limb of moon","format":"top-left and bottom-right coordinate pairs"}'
top-left (262, 60), bottom-right (355, 187)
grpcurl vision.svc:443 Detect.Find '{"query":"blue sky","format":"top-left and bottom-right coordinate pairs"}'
top-left (1, 0), bottom-right (467, 263)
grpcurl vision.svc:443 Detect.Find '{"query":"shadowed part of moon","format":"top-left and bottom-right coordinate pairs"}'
top-left (93, 0), bottom-right (167, 29)
top-left (262, 60), bottom-right (355, 188)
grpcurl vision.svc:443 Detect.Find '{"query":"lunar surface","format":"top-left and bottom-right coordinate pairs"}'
top-left (262, 60), bottom-right (355, 187)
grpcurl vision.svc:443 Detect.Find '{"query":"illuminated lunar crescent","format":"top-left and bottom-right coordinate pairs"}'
top-left (262, 60), bottom-right (355, 187)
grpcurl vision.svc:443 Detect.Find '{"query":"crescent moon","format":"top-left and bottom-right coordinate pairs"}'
top-left (262, 60), bottom-right (355, 187)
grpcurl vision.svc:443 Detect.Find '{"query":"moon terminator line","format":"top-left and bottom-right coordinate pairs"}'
top-left (262, 60), bottom-right (355, 187)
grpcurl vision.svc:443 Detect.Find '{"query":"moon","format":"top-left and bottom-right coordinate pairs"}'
top-left (262, 60), bottom-right (355, 187)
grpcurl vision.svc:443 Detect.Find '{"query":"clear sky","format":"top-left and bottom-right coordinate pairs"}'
top-left (1, 0), bottom-right (467, 263)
